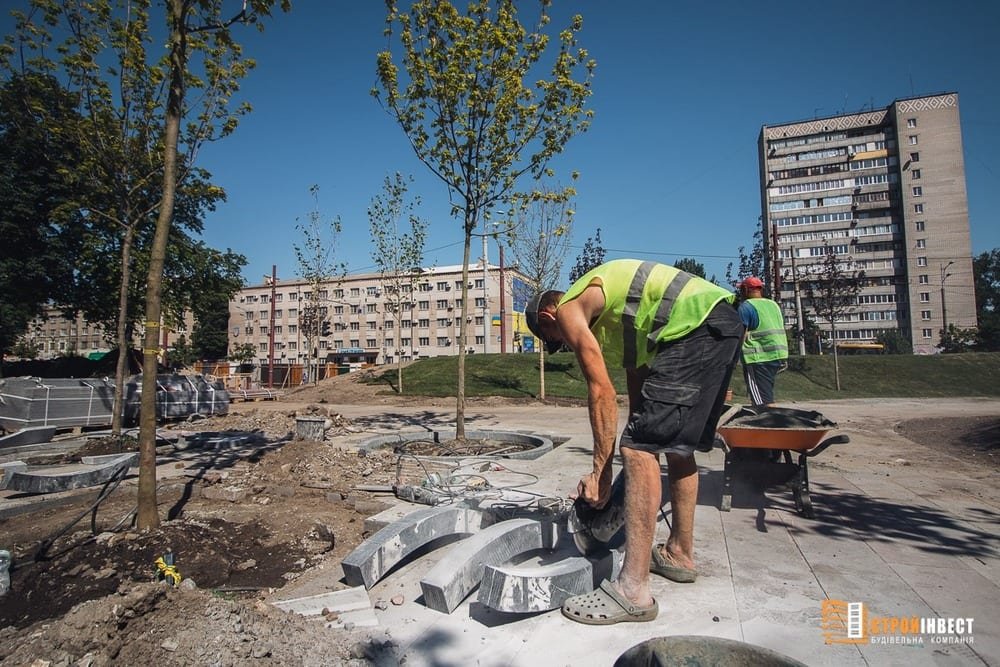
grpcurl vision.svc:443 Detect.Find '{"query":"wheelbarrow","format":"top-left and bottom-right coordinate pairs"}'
top-left (715, 407), bottom-right (850, 518)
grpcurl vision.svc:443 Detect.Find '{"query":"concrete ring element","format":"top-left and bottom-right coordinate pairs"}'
top-left (341, 506), bottom-right (489, 590)
top-left (420, 518), bottom-right (560, 614)
top-left (359, 430), bottom-right (553, 461)
top-left (478, 555), bottom-right (594, 613)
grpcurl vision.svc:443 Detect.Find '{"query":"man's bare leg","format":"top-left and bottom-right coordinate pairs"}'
top-left (657, 453), bottom-right (697, 569)
top-left (616, 446), bottom-right (660, 607)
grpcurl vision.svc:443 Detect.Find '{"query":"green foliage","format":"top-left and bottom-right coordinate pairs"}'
top-left (802, 245), bottom-right (865, 337)
top-left (569, 227), bottom-right (606, 283)
top-left (674, 257), bottom-right (706, 279)
top-left (10, 336), bottom-right (42, 360)
top-left (974, 249), bottom-right (1000, 351)
top-left (939, 324), bottom-right (978, 354)
top-left (725, 227), bottom-right (764, 288)
top-left (875, 328), bottom-right (913, 355)
top-left (0, 73), bottom-right (85, 354)
top-left (229, 342), bottom-right (256, 365)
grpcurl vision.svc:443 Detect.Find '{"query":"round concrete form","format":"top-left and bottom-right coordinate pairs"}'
top-left (614, 636), bottom-right (806, 667)
top-left (360, 430), bottom-right (553, 461)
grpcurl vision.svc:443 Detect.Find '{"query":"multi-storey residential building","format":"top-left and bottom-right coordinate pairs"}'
top-left (759, 92), bottom-right (977, 354)
top-left (17, 306), bottom-right (191, 362)
top-left (229, 263), bottom-right (533, 370)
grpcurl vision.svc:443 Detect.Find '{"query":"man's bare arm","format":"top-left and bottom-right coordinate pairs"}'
top-left (557, 287), bottom-right (617, 506)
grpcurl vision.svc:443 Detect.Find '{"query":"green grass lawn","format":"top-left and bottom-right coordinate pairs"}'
top-left (361, 351), bottom-right (1000, 401)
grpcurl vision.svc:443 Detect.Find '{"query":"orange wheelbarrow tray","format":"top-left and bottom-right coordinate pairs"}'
top-left (715, 407), bottom-right (850, 518)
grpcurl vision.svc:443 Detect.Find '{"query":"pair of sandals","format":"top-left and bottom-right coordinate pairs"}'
top-left (561, 545), bottom-right (696, 625)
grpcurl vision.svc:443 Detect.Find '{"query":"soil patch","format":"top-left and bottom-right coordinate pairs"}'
top-left (895, 415), bottom-right (1000, 468)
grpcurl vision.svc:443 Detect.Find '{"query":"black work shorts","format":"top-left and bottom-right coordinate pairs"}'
top-left (619, 302), bottom-right (743, 457)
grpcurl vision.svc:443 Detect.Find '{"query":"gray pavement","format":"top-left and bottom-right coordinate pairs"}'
top-left (278, 397), bottom-right (1000, 667)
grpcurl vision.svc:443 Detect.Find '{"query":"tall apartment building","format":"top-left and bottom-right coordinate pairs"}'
top-left (229, 263), bottom-right (532, 369)
top-left (759, 92), bottom-right (977, 354)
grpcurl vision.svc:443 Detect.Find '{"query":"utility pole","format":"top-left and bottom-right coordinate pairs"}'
top-left (940, 260), bottom-right (954, 335)
top-left (791, 251), bottom-right (807, 355)
top-left (481, 226), bottom-right (489, 354)
top-left (499, 244), bottom-right (506, 354)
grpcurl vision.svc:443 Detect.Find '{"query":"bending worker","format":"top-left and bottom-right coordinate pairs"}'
top-left (525, 259), bottom-right (742, 625)
top-left (736, 276), bottom-right (789, 407)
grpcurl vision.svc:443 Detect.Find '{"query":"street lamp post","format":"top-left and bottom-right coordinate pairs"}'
top-left (940, 260), bottom-right (954, 335)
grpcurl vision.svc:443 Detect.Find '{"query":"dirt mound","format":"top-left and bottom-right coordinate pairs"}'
top-left (0, 582), bottom-right (383, 666)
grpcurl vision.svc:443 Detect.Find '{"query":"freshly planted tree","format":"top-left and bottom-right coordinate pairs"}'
top-left (508, 186), bottom-right (574, 399)
top-left (803, 244), bottom-right (865, 390)
top-left (373, 0), bottom-right (596, 435)
top-left (293, 185), bottom-right (344, 384)
top-left (368, 173), bottom-right (428, 394)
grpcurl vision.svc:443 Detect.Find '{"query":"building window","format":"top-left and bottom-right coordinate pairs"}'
top-left (922, 328), bottom-right (933, 338)
top-left (911, 169), bottom-right (921, 179)
top-left (350, 322), bottom-right (359, 331)
top-left (914, 203), bottom-right (924, 213)
top-left (907, 118), bottom-right (917, 128)
top-left (475, 336), bottom-right (485, 345)
top-left (919, 292), bottom-right (930, 303)
top-left (333, 289), bottom-right (344, 298)
top-left (475, 297), bottom-right (485, 308)
top-left (288, 325), bottom-right (297, 334)
top-left (436, 281), bottom-right (449, 291)
top-left (418, 300), bottom-right (429, 310)
top-left (436, 299), bottom-right (449, 309)
top-left (418, 337), bottom-right (428, 346)
top-left (474, 279), bottom-right (484, 289)
top-left (367, 321), bottom-right (377, 330)
top-left (419, 318), bottom-right (429, 328)
top-left (366, 338), bottom-right (377, 348)
top-left (917, 256), bottom-right (928, 266)
top-left (920, 310), bottom-right (931, 320)
top-left (918, 275), bottom-right (929, 284)
top-left (910, 152), bottom-right (920, 162)
top-left (916, 239), bottom-right (926, 249)
top-left (908, 135), bottom-right (918, 145)
top-left (366, 304), bottom-right (377, 313)
top-left (912, 186), bottom-right (922, 197)
top-left (437, 337), bottom-right (450, 347)
top-left (915, 221), bottom-right (925, 231)
top-left (367, 286), bottom-right (379, 296)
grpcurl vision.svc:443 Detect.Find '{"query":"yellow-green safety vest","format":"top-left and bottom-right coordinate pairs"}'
top-left (742, 298), bottom-right (789, 363)
top-left (559, 259), bottom-right (734, 369)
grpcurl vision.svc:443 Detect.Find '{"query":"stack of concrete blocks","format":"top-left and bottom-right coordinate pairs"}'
top-left (123, 374), bottom-right (230, 424)
top-left (0, 377), bottom-right (116, 432)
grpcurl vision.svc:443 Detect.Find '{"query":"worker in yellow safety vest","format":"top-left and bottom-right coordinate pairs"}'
top-left (525, 259), bottom-right (743, 625)
top-left (736, 276), bottom-right (789, 407)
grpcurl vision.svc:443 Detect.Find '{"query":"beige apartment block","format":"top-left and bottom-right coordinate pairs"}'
top-left (229, 262), bottom-right (532, 371)
top-left (759, 92), bottom-right (977, 354)
top-left (19, 306), bottom-right (192, 362)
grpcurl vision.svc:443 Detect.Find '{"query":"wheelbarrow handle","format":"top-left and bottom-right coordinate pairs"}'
top-left (805, 433), bottom-right (850, 458)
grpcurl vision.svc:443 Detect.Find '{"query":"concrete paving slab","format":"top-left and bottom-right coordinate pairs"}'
top-left (272, 585), bottom-right (371, 615)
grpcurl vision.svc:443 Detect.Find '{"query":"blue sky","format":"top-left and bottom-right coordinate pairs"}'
top-left (9, 1), bottom-right (1000, 287)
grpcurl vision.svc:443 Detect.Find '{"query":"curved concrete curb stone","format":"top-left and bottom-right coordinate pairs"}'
top-left (478, 555), bottom-right (594, 613)
top-left (341, 506), bottom-right (488, 589)
top-left (4, 452), bottom-right (136, 494)
top-left (360, 430), bottom-right (553, 461)
top-left (420, 518), bottom-right (558, 613)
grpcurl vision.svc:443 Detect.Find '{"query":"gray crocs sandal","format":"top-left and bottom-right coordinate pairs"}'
top-left (561, 579), bottom-right (658, 625)
top-left (650, 544), bottom-right (697, 583)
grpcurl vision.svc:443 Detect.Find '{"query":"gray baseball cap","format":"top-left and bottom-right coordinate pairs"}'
top-left (525, 290), bottom-right (564, 354)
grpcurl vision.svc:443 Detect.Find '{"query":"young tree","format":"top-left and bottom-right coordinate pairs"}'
top-left (802, 245), bottom-right (865, 390)
top-left (569, 227), bottom-right (606, 283)
top-left (374, 0), bottom-right (594, 437)
top-left (369, 173), bottom-right (428, 394)
top-left (508, 187), bottom-right (574, 400)
top-left (293, 185), bottom-right (344, 384)
top-left (725, 227), bottom-right (765, 288)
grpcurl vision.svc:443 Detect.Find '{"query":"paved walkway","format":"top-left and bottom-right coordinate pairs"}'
top-left (280, 397), bottom-right (1000, 667)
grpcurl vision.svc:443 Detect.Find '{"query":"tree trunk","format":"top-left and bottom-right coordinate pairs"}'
top-left (538, 346), bottom-right (546, 401)
top-left (831, 321), bottom-right (841, 391)
top-left (397, 353), bottom-right (403, 394)
top-left (112, 224), bottom-right (136, 437)
top-left (456, 225), bottom-right (473, 438)
top-left (137, 0), bottom-right (185, 530)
